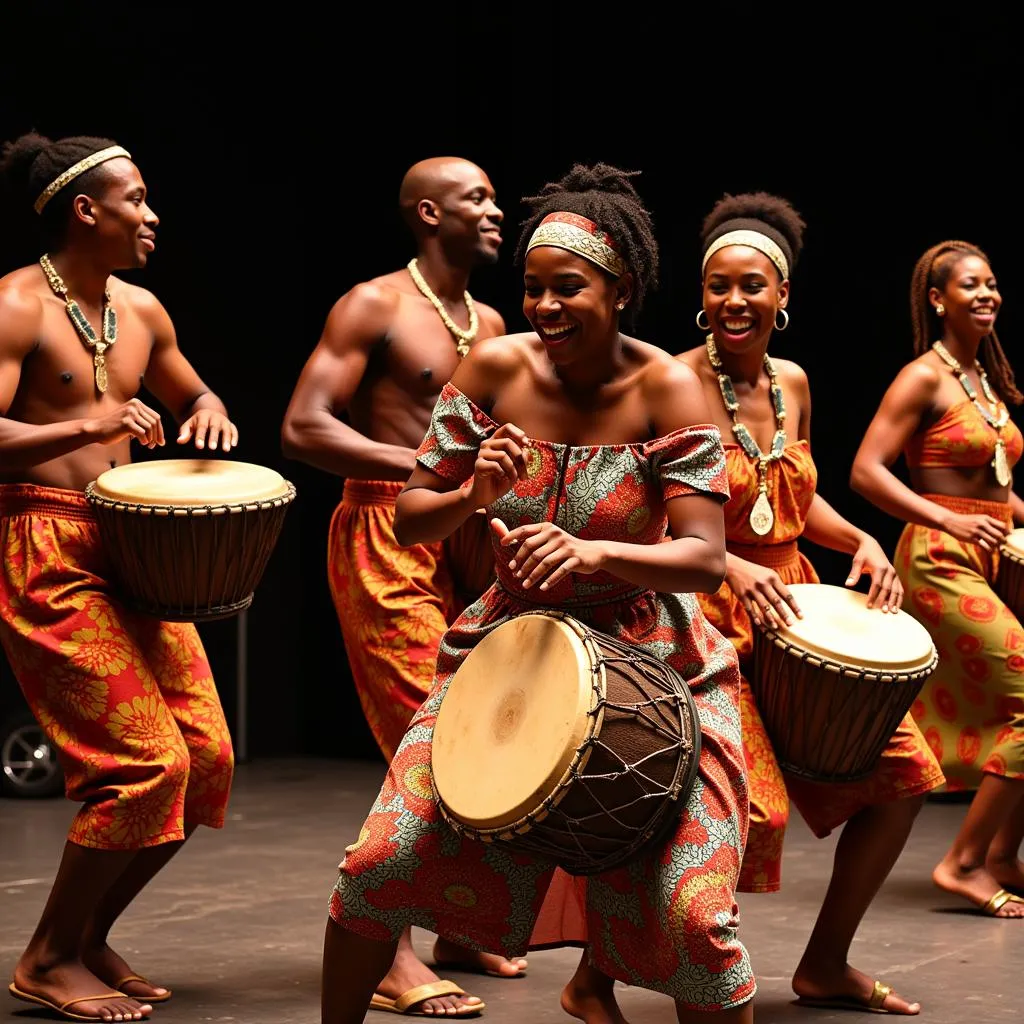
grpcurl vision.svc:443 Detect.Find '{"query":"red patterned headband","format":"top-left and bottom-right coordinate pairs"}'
top-left (526, 212), bottom-right (626, 278)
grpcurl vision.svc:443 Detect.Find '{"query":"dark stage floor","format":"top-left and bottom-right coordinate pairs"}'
top-left (2, 761), bottom-right (1021, 1023)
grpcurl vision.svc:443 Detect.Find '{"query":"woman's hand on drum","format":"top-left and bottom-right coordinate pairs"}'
top-left (726, 558), bottom-right (802, 627)
top-left (491, 519), bottom-right (603, 590)
top-left (941, 511), bottom-right (1010, 552)
top-left (86, 399), bottom-right (165, 449)
top-left (847, 535), bottom-right (903, 612)
top-left (178, 410), bottom-right (239, 451)
top-left (466, 424), bottom-right (530, 507)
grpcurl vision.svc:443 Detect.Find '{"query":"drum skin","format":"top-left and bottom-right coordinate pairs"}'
top-left (432, 611), bottom-right (701, 875)
top-left (85, 459), bottom-right (295, 622)
top-left (750, 583), bottom-right (937, 782)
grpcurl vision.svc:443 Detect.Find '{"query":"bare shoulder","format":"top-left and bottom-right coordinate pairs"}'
top-left (329, 279), bottom-right (402, 322)
top-left (885, 353), bottom-right (943, 405)
top-left (462, 332), bottom-right (532, 376)
top-left (474, 299), bottom-right (505, 338)
top-left (0, 270), bottom-right (46, 348)
top-left (771, 357), bottom-right (809, 390)
top-left (675, 343), bottom-right (706, 373)
top-left (112, 278), bottom-right (165, 317)
top-left (639, 345), bottom-right (702, 401)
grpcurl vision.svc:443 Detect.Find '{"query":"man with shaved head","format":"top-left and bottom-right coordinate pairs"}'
top-left (283, 158), bottom-right (521, 1015)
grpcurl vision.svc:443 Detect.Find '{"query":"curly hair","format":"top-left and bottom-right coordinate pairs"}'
top-left (515, 162), bottom-right (658, 317)
top-left (700, 191), bottom-right (806, 278)
top-left (0, 131), bottom-right (121, 244)
top-left (910, 240), bottom-right (1020, 405)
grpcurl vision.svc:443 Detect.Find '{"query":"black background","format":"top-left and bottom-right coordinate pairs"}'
top-left (2, 6), bottom-right (1022, 762)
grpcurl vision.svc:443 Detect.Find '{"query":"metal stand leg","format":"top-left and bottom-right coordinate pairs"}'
top-left (236, 609), bottom-right (248, 763)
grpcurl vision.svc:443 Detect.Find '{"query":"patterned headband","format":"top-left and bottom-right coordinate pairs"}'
top-left (702, 229), bottom-right (789, 280)
top-left (34, 145), bottom-right (132, 214)
top-left (526, 212), bottom-right (626, 278)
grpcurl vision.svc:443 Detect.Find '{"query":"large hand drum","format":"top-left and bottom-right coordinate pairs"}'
top-left (85, 459), bottom-right (295, 621)
top-left (432, 611), bottom-right (701, 875)
top-left (997, 528), bottom-right (1024, 618)
top-left (751, 583), bottom-right (937, 782)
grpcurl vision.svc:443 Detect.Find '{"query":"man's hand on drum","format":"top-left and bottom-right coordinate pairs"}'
top-left (941, 511), bottom-right (1010, 553)
top-left (465, 424), bottom-right (530, 507)
top-left (846, 534), bottom-right (903, 613)
top-left (492, 520), bottom-right (604, 591)
top-left (177, 410), bottom-right (239, 451)
top-left (86, 399), bottom-right (165, 449)
top-left (726, 558), bottom-right (802, 627)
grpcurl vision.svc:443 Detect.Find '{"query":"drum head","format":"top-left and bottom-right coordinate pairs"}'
top-left (1003, 528), bottom-right (1024, 560)
top-left (767, 583), bottom-right (935, 673)
top-left (432, 614), bottom-right (596, 831)
top-left (91, 460), bottom-right (290, 506)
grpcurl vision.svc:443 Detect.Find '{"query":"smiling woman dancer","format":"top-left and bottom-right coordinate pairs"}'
top-left (677, 193), bottom-right (944, 1016)
top-left (852, 240), bottom-right (1024, 920)
top-left (320, 164), bottom-right (756, 1023)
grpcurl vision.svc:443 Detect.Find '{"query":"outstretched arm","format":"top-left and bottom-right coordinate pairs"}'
top-left (281, 284), bottom-right (414, 479)
top-left (138, 288), bottom-right (237, 451)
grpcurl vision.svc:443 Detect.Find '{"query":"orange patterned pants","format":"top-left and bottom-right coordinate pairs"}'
top-left (0, 484), bottom-right (233, 850)
top-left (328, 480), bottom-right (460, 761)
top-left (897, 494), bottom-right (1024, 790)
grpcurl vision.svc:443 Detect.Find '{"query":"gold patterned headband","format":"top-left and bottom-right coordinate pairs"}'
top-left (702, 229), bottom-right (789, 280)
top-left (526, 211), bottom-right (626, 278)
top-left (33, 145), bottom-right (132, 215)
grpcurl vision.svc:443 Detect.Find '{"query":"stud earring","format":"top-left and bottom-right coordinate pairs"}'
top-left (616, 302), bottom-right (626, 311)
top-left (936, 303), bottom-right (946, 316)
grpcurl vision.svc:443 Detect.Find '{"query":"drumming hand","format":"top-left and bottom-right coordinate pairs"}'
top-left (847, 535), bottom-right (903, 612)
top-left (726, 557), bottom-right (801, 627)
top-left (86, 399), bottom-right (165, 449)
top-left (467, 424), bottom-right (530, 507)
top-left (495, 520), bottom-right (603, 591)
top-left (942, 511), bottom-right (1010, 552)
top-left (178, 410), bottom-right (239, 452)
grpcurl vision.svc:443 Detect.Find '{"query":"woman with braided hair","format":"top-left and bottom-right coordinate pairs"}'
top-left (852, 241), bottom-right (1024, 919)
top-left (677, 193), bottom-right (944, 1015)
top-left (321, 163), bottom-right (756, 1022)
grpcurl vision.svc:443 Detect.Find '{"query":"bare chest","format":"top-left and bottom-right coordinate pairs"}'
top-left (370, 309), bottom-right (466, 398)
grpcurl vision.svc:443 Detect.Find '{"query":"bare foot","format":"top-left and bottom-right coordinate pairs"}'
top-left (933, 856), bottom-right (1024, 917)
top-left (433, 936), bottom-right (528, 977)
top-left (378, 942), bottom-right (483, 1016)
top-left (13, 953), bottom-right (151, 1021)
top-left (793, 961), bottom-right (919, 1015)
top-left (561, 969), bottom-right (630, 1024)
top-left (82, 941), bottom-right (169, 1002)
top-left (986, 854), bottom-right (1024, 895)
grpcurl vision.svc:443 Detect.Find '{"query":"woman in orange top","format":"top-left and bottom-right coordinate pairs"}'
top-left (852, 240), bottom-right (1024, 920)
top-left (678, 193), bottom-right (944, 1015)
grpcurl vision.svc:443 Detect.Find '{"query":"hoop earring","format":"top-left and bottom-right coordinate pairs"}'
top-left (695, 309), bottom-right (710, 331)
top-left (775, 308), bottom-right (790, 331)
top-left (935, 303), bottom-right (946, 316)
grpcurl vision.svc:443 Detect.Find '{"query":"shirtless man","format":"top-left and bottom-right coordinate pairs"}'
top-left (0, 133), bottom-right (237, 1023)
top-left (282, 158), bottom-right (522, 1016)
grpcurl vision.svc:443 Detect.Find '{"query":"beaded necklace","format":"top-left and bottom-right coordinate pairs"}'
top-left (706, 333), bottom-right (787, 536)
top-left (932, 340), bottom-right (1012, 486)
top-left (39, 254), bottom-right (117, 394)
top-left (407, 258), bottom-right (478, 358)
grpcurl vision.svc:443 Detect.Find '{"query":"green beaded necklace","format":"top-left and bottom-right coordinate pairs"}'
top-left (706, 333), bottom-right (787, 536)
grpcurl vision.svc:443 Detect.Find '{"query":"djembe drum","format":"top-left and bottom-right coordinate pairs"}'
top-left (85, 459), bottom-right (295, 622)
top-left (751, 583), bottom-right (937, 782)
top-left (431, 611), bottom-right (702, 875)
top-left (997, 529), bottom-right (1024, 619)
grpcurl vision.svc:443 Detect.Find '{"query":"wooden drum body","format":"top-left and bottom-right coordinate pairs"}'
top-left (997, 529), bottom-right (1024, 619)
top-left (85, 459), bottom-right (295, 622)
top-left (431, 611), bottom-right (701, 875)
top-left (751, 583), bottom-right (937, 782)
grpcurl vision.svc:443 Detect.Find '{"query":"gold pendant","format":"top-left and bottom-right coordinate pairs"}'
top-left (994, 441), bottom-right (1012, 487)
top-left (94, 352), bottom-right (108, 394)
top-left (749, 489), bottom-right (774, 536)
